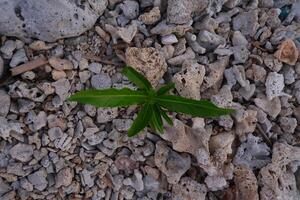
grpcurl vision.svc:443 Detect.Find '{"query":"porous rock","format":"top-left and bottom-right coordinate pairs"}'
top-left (274, 39), bottom-right (299, 66)
top-left (125, 47), bottom-right (167, 86)
top-left (172, 177), bottom-right (207, 200)
top-left (0, 0), bottom-right (108, 42)
top-left (259, 142), bottom-right (300, 200)
top-left (265, 72), bottom-right (285, 100)
top-left (162, 119), bottom-right (209, 156)
top-left (234, 134), bottom-right (270, 170)
top-left (233, 9), bottom-right (259, 36)
top-left (172, 60), bottom-right (205, 100)
top-left (234, 165), bottom-right (259, 200)
top-left (167, 0), bottom-right (208, 25)
top-left (154, 141), bottom-right (191, 184)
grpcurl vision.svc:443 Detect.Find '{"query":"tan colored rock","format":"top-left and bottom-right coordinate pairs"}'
top-left (254, 96), bottom-right (281, 118)
top-left (51, 70), bottom-right (66, 80)
top-left (125, 47), bottom-right (167, 86)
top-left (139, 7), bottom-right (161, 25)
top-left (29, 41), bottom-right (55, 51)
top-left (172, 177), bottom-right (207, 200)
top-left (235, 109), bottom-right (257, 141)
top-left (259, 142), bottom-right (300, 200)
top-left (173, 60), bottom-right (205, 100)
top-left (209, 132), bottom-right (235, 154)
top-left (154, 141), bottom-right (191, 184)
top-left (234, 165), bottom-right (259, 200)
top-left (49, 57), bottom-right (73, 71)
top-left (117, 23), bottom-right (137, 43)
top-left (162, 119), bottom-right (210, 156)
top-left (274, 39), bottom-right (299, 66)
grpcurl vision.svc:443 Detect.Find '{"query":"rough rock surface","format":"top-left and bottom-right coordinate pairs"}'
top-left (125, 47), bottom-right (167, 86)
top-left (0, 0), bottom-right (108, 42)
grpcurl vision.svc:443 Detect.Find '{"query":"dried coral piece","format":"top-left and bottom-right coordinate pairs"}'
top-left (274, 39), bottom-right (299, 66)
top-left (125, 47), bottom-right (167, 86)
top-left (162, 119), bottom-right (209, 156)
top-left (172, 60), bottom-right (205, 100)
top-left (234, 165), bottom-right (259, 200)
top-left (259, 142), bottom-right (300, 200)
top-left (172, 177), bottom-right (207, 200)
top-left (138, 7), bottom-right (161, 25)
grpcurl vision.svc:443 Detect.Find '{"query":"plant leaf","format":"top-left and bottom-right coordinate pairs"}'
top-left (128, 103), bottom-right (153, 137)
top-left (150, 105), bottom-right (164, 133)
top-left (158, 107), bottom-right (173, 125)
top-left (156, 83), bottom-right (175, 95)
top-left (69, 88), bottom-right (147, 108)
top-left (122, 66), bottom-right (152, 91)
top-left (155, 95), bottom-right (235, 118)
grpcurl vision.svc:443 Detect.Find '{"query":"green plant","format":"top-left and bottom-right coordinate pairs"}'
top-left (69, 66), bottom-right (234, 137)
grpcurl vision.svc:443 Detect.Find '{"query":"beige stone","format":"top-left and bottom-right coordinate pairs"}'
top-left (125, 47), bottom-right (167, 86)
top-left (274, 39), bottom-right (299, 66)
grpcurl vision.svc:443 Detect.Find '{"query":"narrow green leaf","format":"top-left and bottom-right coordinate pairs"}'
top-left (128, 103), bottom-right (153, 137)
top-left (158, 107), bottom-right (173, 125)
top-left (122, 66), bottom-right (152, 91)
top-left (155, 95), bottom-right (235, 118)
top-left (150, 105), bottom-right (164, 133)
top-left (156, 83), bottom-right (175, 95)
top-left (69, 88), bottom-right (147, 108)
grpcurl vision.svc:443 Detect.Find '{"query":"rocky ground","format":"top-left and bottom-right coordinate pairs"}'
top-left (1, 0), bottom-right (300, 199)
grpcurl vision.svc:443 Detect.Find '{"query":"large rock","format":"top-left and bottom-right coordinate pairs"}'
top-left (0, 0), bottom-right (108, 42)
top-left (167, 0), bottom-right (208, 24)
top-left (125, 47), bottom-right (167, 86)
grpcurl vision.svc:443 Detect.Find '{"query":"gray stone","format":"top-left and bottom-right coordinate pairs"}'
top-left (20, 178), bottom-right (33, 191)
top-left (52, 78), bottom-right (71, 100)
top-left (234, 134), bottom-right (270, 170)
top-left (120, 0), bottom-right (140, 20)
top-left (88, 62), bottom-right (102, 74)
top-left (0, 90), bottom-right (11, 117)
top-left (0, 178), bottom-right (11, 196)
top-left (232, 31), bottom-right (248, 46)
top-left (233, 9), bottom-right (259, 36)
top-left (48, 127), bottom-right (64, 141)
top-left (27, 169), bottom-right (48, 191)
top-left (18, 99), bottom-right (35, 113)
top-left (0, 40), bottom-right (16, 59)
top-left (232, 45), bottom-right (250, 64)
top-left (154, 141), bottom-right (191, 184)
top-left (0, 0), bottom-right (108, 42)
top-left (79, 70), bottom-right (91, 83)
top-left (197, 30), bottom-right (225, 51)
top-left (81, 169), bottom-right (94, 187)
top-left (91, 74), bottom-right (112, 89)
top-left (97, 108), bottom-right (118, 123)
top-left (279, 117), bottom-right (297, 134)
top-left (167, 0), bottom-right (208, 24)
top-left (9, 143), bottom-right (34, 162)
top-left (10, 48), bottom-right (28, 67)
top-left (161, 34), bottom-right (178, 45)
top-left (113, 119), bottom-right (133, 132)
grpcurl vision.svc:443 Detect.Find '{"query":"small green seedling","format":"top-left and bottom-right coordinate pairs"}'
top-left (69, 66), bottom-right (234, 137)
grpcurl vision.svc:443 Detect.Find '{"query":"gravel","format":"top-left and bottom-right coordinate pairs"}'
top-left (1, 1), bottom-right (300, 199)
